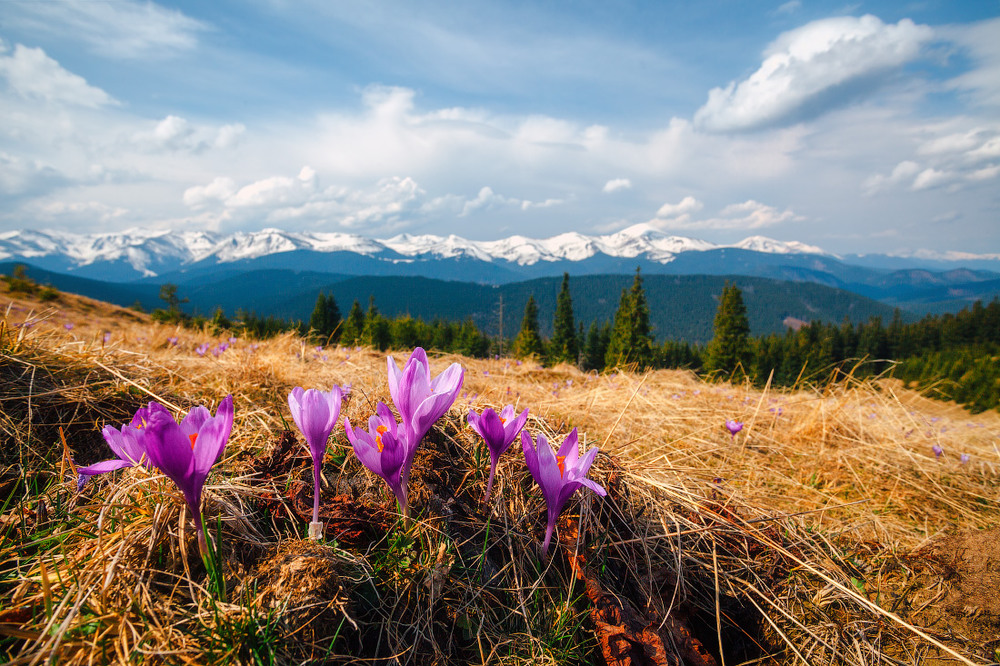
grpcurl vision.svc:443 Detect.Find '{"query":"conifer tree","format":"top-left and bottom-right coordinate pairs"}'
top-left (704, 281), bottom-right (752, 377)
top-left (363, 296), bottom-right (390, 350)
top-left (340, 299), bottom-right (365, 345)
top-left (512, 295), bottom-right (546, 359)
top-left (309, 291), bottom-right (342, 341)
top-left (605, 268), bottom-right (654, 368)
top-left (550, 273), bottom-right (578, 364)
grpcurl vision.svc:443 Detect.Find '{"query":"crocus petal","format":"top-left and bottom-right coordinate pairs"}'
top-left (191, 412), bottom-right (229, 478)
top-left (144, 411), bottom-right (195, 494)
top-left (557, 428), bottom-right (581, 472)
top-left (345, 418), bottom-right (383, 475)
top-left (409, 389), bottom-right (459, 442)
top-left (429, 362), bottom-right (463, 395)
top-left (521, 430), bottom-right (540, 481)
top-left (77, 458), bottom-right (135, 490)
top-left (180, 405), bottom-right (212, 437)
top-left (504, 407), bottom-right (529, 443)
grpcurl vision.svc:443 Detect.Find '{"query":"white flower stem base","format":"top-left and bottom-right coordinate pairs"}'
top-left (308, 521), bottom-right (324, 541)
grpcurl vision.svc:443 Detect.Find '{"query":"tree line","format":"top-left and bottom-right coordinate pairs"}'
top-left (154, 271), bottom-right (1000, 412)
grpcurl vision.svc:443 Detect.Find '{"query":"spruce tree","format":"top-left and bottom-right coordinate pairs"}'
top-left (340, 300), bottom-right (365, 345)
top-left (309, 292), bottom-right (342, 342)
top-left (512, 295), bottom-right (546, 359)
top-left (550, 273), bottom-right (578, 364)
top-left (704, 281), bottom-right (752, 377)
top-left (604, 268), bottom-right (654, 368)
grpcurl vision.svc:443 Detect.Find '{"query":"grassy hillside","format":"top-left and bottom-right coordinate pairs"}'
top-left (1, 279), bottom-right (998, 664)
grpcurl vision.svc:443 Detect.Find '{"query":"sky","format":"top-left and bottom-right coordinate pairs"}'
top-left (0, 0), bottom-right (998, 255)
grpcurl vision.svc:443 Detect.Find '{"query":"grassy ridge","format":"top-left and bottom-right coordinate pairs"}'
top-left (1, 280), bottom-right (998, 664)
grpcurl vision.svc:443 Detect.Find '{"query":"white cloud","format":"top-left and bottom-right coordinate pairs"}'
top-left (655, 195), bottom-right (703, 218)
top-left (0, 44), bottom-right (115, 107)
top-left (133, 115), bottom-right (246, 153)
top-left (863, 160), bottom-right (920, 194)
top-left (652, 199), bottom-right (802, 230)
top-left (775, 1), bottom-right (801, 15)
top-left (941, 18), bottom-right (1000, 109)
top-left (35, 200), bottom-right (129, 223)
top-left (602, 178), bottom-right (632, 193)
top-left (183, 177), bottom-right (238, 208)
top-left (694, 15), bottom-right (932, 132)
top-left (3, 0), bottom-right (205, 59)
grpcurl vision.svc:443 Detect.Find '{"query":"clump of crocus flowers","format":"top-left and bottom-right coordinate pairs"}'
top-left (345, 347), bottom-right (464, 519)
top-left (81, 345), bottom-right (610, 570)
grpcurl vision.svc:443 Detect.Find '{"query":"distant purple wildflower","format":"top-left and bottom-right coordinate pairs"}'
top-left (167, 336), bottom-right (178, 346)
top-left (932, 443), bottom-right (943, 459)
top-left (725, 420), bottom-right (743, 440)
top-left (960, 453), bottom-right (970, 465)
top-left (64, 322), bottom-right (74, 331)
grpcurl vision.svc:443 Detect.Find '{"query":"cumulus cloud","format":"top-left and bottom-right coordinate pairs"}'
top-left (0, 43), bottom-right (116, 107)
top-left (694, 15), bottom-right (933, 132)
top-left (655, 195), bottom-right (704, 219)
top-left (602, 178), bottom-right (632, 193)
top-left (3, 0), bottom-right (205, 59)
top-left (133, 116), bottom-right (246, 153)
top-left (863, 160), bottom-right (920, 194)
top-left (864, 125), bottom-right (1000, 194)
top-left (651, 199), bottom-right (802, 230)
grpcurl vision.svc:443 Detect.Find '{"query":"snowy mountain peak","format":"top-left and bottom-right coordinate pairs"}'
top-left (0, 226), bottom-right (835, 279)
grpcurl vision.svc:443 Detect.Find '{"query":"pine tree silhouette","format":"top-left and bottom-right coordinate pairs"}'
top-left (705, 281), bottom-right (752, 377)
top-left (512, 295), bottom-right (546, 360)
top-left (550, 273), bottom-right (578, 364)
top-left (605, 268), bottom-right (654, 368)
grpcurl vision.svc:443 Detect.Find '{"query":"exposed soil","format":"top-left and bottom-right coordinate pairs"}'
top-left (880, 528), bottom-right (1000, 663)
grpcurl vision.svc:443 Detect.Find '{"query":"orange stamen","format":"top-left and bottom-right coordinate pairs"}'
top-left (376, 425), bottom-right (388, 452)
top-left (499, 417), bottom-right (506, 424)
top-left (557, 455), bottom-right (566, 477)
top-left (188, 433), bottom-right (198, 450)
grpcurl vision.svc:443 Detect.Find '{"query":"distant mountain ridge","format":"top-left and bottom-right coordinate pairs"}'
top-left (2, 226), bottom-right (998, 313)
top-left (0, 225), bottom-right (829, 281)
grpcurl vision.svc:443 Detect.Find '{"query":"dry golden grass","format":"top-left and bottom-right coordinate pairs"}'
top-left (2, 282), bottom-right (998, 665)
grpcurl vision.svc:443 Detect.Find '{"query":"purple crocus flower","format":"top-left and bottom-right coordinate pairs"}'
top-left (725, 419), bottom-right (743, 439)
top-left (386, 347), bottom-right (464, 512)
top-left (64, 322), bottom-right (74, 331)
top-left (196, 343), bottom-right (209, 356)
top-left (960, 453), bottom-right (970, 465)
top-left (288, 386), bottom-right (343, 538)
top-left (932, 443), bottom-right (943, 459)
top-left (468, 405), bottom-right (529, 505)
top-left (143, 396), bottom-right (234, 557)
top-left (344, 403), bottom-right (407, 513)
top-left (77, 404), bottom-right (155, 491)
top-left (167, 336), bottom-right (178, 346)
top-left (521, 428), bottom-right (606, 559)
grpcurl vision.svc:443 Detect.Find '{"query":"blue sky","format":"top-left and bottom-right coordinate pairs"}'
top-left (1, 0), bottom-right (998, 255)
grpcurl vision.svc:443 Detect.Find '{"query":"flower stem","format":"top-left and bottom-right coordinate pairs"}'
top-left (540, 515), bottom-right (556, 561)
top-left (312, 457), bottom-right (322, 525)
top-left (483, 465), bottom-right (496, 507)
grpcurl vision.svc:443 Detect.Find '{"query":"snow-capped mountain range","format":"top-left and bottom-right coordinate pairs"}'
top-left (1, 224), bottom-right (998, 287)
top-left (0, 224), bottom-right (827, 278)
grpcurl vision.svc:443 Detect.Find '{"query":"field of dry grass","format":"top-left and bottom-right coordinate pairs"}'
top-left (2, 282), bottom-right (998, 665)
